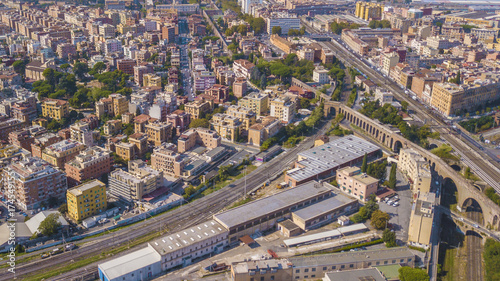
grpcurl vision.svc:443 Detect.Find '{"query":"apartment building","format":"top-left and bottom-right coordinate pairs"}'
top-left (233, 59), bottom-right (255, 79)
top-left (109, 160), bottom-right (163, 203)
top-left (117, 59), bottom-right (136, 75)
top-left (95, 94), bottom-right (128, 119)
top-left (233, 77), bottom-right (248, 98)
top-left (143, 73), bottom-right (162, 88)
top-left (408, 194), bottom-right (435, 249)
top-left (56, 43), bottom-right (76, 59)
top-left (41, 99), bottom-right (69, 120)
top-left (65, 146), bottom-right (112, 187)
top-left (193, 71), bottom-right (216, 92)
top-left (248, 116), bottom-right (281, 146)
top-left (399, 148), bottom-right (431, 193)
top-left (381, 52), bottom-right (399, 76)
top-left (134, 65), bottom-right (154, 86)
top-left (31, 133), bottom-right (61, 158)
top-left (66, 180), bottom-right (107, 222)
top-left (185, 100), bottom-right (212, 119)
top-left (178, 127), bottom-right (221, 153)
top-left (145, 121), bottom-right (172, 146)
top-left (167, 110), bottom-right (191, 135)
top-left (99, 23), bottom-right (115, 38)
top-left (210, 114), bottom-right (244, 142)
top-left (270, 34), bottom-right (297, 54)
top-left (336, 167), bottom-right (379, 202)
top-left (313, 67), bottom-right (330, 84)
top-left (355, 2), bottom-right (384, 20)
top-left (430, 81), bottom-right (500, 116)
top-left (266, 15), bottom-right (301, 35)
top-left (151, 143), bottom-right (185, 178)
top-left (238, 92), bottom-right (269, 115)
top-left (204, 84), bottom-right (229, 104)
top-left (42, 139), bottom-right (86, 169)
top-left (226, 105), bottom-right (256, 130)
top-left (341, 30), bottom-right (369, 56)
top-left (3, 156), bottom-right (67, 210)
top-left (70, 122), bottom-right (94, 147)
top-left (270, 96), bottom-right (296, 124)
top-left (104, 120), bottom-right (122, 135)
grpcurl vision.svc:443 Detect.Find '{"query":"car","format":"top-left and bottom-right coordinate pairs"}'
top-left (394, 195), bottom-right (399, 200)
top-left (393, 202), bottom-right (399, 207)
top-left (473, 224), bottom-right (479, 228)
top-left (387, 200), bottom-right (393, 205)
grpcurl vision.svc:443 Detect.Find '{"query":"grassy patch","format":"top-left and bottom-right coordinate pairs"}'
top-left (228, 197), bottom-right (253, 209)
top-left (192, 165), bottom-right (257, 200)
top-left (431, 144), bottom-right (460, 162)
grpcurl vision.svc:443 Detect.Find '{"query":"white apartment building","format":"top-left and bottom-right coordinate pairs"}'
top-left (242, 0), bottom-right (262, 14)
top-left (313, 67), bottom-right (330, 84)
top-left (270, 96), bottom-right (296, 124)
top-left (104, 39), bottom-right (122, 55)
top-left (381, 52), bottom-right (399, 75)
top-left (99, 24), bottom-right (116, 39)
top-left (266, 15), bottom-right (301, 34)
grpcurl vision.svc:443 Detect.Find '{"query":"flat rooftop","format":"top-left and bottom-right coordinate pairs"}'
top-left (68, 180), bottom-right (104, 196)
top-left (325, 268), bottom-right (386, 281)
top-left (214, 181), bottom-right (331, 229)
top-left (149, 220), bottom-right (227, 256)
top-left (284, 223), bottom-right (368, 247)
top-left (98, 247), bottom-right (161, 280)
top-left (288, 136), bottom-right (380, 182)
top-left (292, 193), bottom-right (355, 221)
top-left (289, 247), bottom-right (414, 267)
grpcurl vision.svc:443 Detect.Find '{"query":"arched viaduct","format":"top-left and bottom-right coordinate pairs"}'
top-left (325, 101), bottom-right (500, 229)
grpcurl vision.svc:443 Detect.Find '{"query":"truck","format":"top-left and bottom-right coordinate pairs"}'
top-left (277, 182), bottom-right (288, 189)
top-left (51, 248), bottom-right (63, 256)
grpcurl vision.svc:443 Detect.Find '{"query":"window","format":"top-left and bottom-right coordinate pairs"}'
top-left (323, 267), bottom-right (327, 270)
top-left (332, 266), bottom-right (336, 270)
top-left (312, 268), bottom-right (316, 272)
top-left (392, 260), bottom-right (396, 264)
top-left (341, 265), bottom-right (345, 269)
top-left (296, 269), bottom-right (300, 273)
top-left (311, 275), bottom-right (315, 278)
top-left (350, 264), bottom-right (354, 268)
top-left (304, 269), bottom-right (309, 272)
top-left (304, 276), bottom-right (308, 279)
top-left (260, 277), bottom-right (264, 281)
top-left (384, 261), bottom-right (388, 265)
top-left (271, 276), bottom-right (275, 280)
top-left (400, 259), bottom-right (404, 263)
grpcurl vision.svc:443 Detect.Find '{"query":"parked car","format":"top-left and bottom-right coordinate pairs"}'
top-left (393, 202), bottom-right (400, 207)
top-left (387, 200), bottom-right (393, 205)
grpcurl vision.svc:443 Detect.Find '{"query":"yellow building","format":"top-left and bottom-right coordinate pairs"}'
top-left (41, 99), bottom-right (69, 120)
top-left (430, 82), bottom-right (500, 116)
top-left (110, 93), bottom-right (129, 117)
top-left (115, 141), bottom-right (136, 161)
top-left (145, 121), bottom-right (172, 146)
top-left (66, 179), bottom-right (107, 222)
top-left (238, 92), bottom-right (269, 116)
top-left (210, 113), bottom-right (244, 142)
top-left (226, 105), bottom-right (256, 130)
top-left (355, 2), bottom-right (384, 20)
top-left (185, 100), bottom-right (212, 119)
top-left (42, 139), bottom-right (86, 169)
top-left (408, 194), bottom-right (434, 249)
top-left (143, 73), bottom-right (162, 88)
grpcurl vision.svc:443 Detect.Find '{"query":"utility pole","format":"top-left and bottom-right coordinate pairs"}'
top-left (244, 165), bottom-right (247, 199)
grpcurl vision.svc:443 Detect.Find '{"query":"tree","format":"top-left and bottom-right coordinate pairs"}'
top-left (388, 164), bottom-right (397, 189)
top-left (401, 101), bottom-right (409, 112)
top-left (92, 62), bottom-right (107, 74)
top-left (38, 213), bottom-right (61, 236)
top-left (300, 98), bottom-right (310, 109)
top-left (260, 74), bottom-right (267, 89)
top-left (271, 26), bottom-right (282, 35)
top-left (73, 62), bottom-right (89, 81)
top-left (12, 59), bottom-right (27, 76)
top-left (58, 203), bottom-right (68, 214)
top-left (189, 118), bottom-right (210, 128)
top-left (383, 228), bottom-right (397, 247)
top-left (398, 267), bottom-right (430, 281)
top-left (237, 24), bottom-right (248, 36)
top-left (361, 153), bottom-right (367, 173)
top-left (450, 70), bottom-right (461, 85)
top-left (370, 210), bottom-right (390, 230)
top-left (15, 244), bottom-right (25, 253)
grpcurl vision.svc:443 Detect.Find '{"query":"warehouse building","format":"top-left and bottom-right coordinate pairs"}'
top-left (98, 246), bottom-right (162, 281)
top-left (290, 193), bottom-right (358, 230)
top-left (213, 181), bottom-right (333, 244)
top-left (149, 220), bottom-right (229, 271)
top-left (285, 136), bottom-right (381, 187)
top-left (283, 223), bottom-right (368, 247)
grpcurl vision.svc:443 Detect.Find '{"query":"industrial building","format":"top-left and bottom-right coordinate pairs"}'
top-left (285, 136), bottom-right (381, 187)
top-left (283, 224), bottom-right (368, 247)
top-left (213, 181), bottom-right (334, 244)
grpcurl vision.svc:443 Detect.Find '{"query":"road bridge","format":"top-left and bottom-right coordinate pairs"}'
top-left (326, 101), bottom-right (500, 229)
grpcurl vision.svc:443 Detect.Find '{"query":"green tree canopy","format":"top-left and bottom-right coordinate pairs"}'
top-left (38, 213), bottom-right (61, 236)
top-left (383, 228), bottom-right (397, 247)
top-left (371, 210), bottom-right (390, 230)
top-left (189, 118), bottom-right (210, 128)
top-left (271, 26), bottom-right (282, 35)
top-left (398, 266), bottom-right (430, 281)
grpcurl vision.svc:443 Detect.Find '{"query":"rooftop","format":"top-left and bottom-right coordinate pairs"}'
top-left (98, 247), bottom-right (161, 280)
top-left (324, 268), bottom-right (386, 281)
top-left (292, 193), bottom-right (356, 221)
top-left (149, 220), bottom-right (227, 255)
top-left (214, 181), bottom-right (331, 229)
top-left (289, 247), bottom-right (414, 267)
top-left (68, 180), bottom-right (104, 196)
top-left (288, 136), bottom-right (380, 182)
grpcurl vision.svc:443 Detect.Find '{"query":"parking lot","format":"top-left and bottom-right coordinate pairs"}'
top-left (378, 168), bottom-right (412, 243)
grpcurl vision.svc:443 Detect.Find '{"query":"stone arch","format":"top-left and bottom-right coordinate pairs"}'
top-left (382, 134), bottom-right (386, 144)
top-left (493, 215), bottom-right (500, 230)
top-left (429, 143), bottom-right (438, 150)
top-left (393, 140), bottom-right (403, 153)
top-left (442, 177), bottom-right (458, 210)
top-left (375, 129), bottom-right (379, 138)
top-left (390, 138), bottom-right (394, 150)
top-left (461, 197), bottom-right (484, 225)
top-left (451, 164), bottom-right (461, 172)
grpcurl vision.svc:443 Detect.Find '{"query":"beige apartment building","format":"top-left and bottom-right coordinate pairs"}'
top-left (42, 139), bottom-right (86, 169)
top-left (145, 121), bottom-right (172, 146)
top-left (151, 143), bottom-right (185, 177)
top-left (238, 92), bottom-right (269, 115)
top-left (399, 148), bottom-right (432, 193)
top-left (178, 127), bottom-right (221, 153)
top-left (226, 105), bottom-right (256, 130)
top-left (248, 116), bottom-right (282, 146)
top-left (96, 93), bottom-right (128, 119)
top-left (408, 193), bottom-right (435, 249)
top-left (430, 81), bottom-right (500, 116)
top-left (184, 100), bottom-right (212, 119)
top-left (210, 114), bottom-right (244, 142)
top-left (270, 96), bottom-right (296, 124)
top-left (336, 166), bottom-right (379, 202)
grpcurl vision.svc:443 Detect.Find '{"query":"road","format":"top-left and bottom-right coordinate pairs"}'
top-left (0, 120), bottom-right (332, 281)
top-left (321, 38), bottom-right (500, 192)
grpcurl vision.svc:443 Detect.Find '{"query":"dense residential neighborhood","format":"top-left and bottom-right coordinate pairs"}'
top-left (0, 0), bottom-right (500, 280)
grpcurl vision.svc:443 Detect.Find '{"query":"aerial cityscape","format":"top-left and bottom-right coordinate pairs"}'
top-left (0, 0), bottom-right (499, 280)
